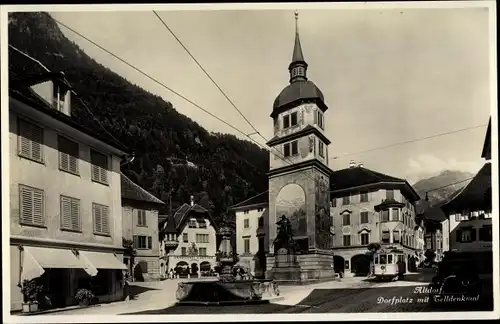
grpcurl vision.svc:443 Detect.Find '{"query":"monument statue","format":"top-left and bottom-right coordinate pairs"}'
top-left (273, 215), bottom-right (296, 254)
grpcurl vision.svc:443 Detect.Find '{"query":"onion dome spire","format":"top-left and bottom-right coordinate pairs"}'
top-left (289, 10), bottom-right (308, 83)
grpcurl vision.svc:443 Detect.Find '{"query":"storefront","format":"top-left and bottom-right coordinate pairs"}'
top-left (10, 244), bottom-right (127, 312)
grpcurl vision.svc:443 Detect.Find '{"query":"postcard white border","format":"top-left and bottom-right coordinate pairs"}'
top-left (1, 1), bottom-right (498, 323)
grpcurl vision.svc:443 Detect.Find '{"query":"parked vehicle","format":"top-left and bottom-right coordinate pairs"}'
top-left (373, 249), bottom-right (406, 281)
top-left (427, 254), bottom-right (482, 306)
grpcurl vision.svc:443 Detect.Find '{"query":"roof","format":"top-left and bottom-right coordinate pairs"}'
top-left (9, 72), bottom-right (130, 154)
top-left (374, 198), bottom-right (405, 212)
top-left (481, 117), bottom-right (491, 160)
top-left (121, 173), bottom-right (164, 205)
top-left (330, 166), bottom-right (420, 201)
top-left (441, 162), bottom-right (492, 214)
top-left (172, 203), bottom-right (218, 232)
top-left (272, 80), bottom-right (326, 113)
top-left (229, 191), bottom-right (269, 210)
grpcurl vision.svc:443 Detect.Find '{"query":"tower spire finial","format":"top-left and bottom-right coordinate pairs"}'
top-left (295, 10), bottom-right (299, 34)
top-left (289, 10), bottom-right (307, 83)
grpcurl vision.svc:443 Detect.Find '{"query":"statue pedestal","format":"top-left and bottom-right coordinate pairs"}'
top-left (266, 249), bottom-right (337, 285)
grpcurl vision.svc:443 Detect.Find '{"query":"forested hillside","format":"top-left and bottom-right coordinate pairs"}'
top-left (8, 12), bottom-right (269, 226)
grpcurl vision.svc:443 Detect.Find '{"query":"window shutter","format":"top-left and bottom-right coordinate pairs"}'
top-left (30, 124), bottom-right (43, 161)
top-left (94, 204), bottom-right (102, 233)
top-left (71, 199), bottom-right (80, 230)
top-left (92, 165), bottom-right (100, 182)
top-left (32, 189), bottom-right (44, 225)
top-left (99, 166), bottom-right (108, 183)
top-left (456, 230), bottom-right (462, 243)
top-left (20, 186), bottom-right (34, 224)
top-left (61, 196), bottom-right (72, 229)
top-left (102, 206), bottom-right (109, 234)
top-left (19, 124), bottom-right (31, 157)
top-left (148, 236), bottom-right (152, 249)
top-left (69, 154), bottom-right (78, 174)
top-left (60, 151), bottom-right (69, 171)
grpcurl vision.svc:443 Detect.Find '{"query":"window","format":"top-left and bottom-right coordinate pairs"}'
top-left (244, 219), bottom-right (250, 228)
top-left (183, 233), bottom-right (188, 243)
top-left (181, 247), bottom-right (187, 256)
top-left (199, 247), bottom-right (207, 256)
top-left (53, 84), bottom-right (66, 112)
top-left (360, 192), bottom-right (369, 203)
top-left (18, 119), bottom-right (43, 162)
top-left (381, 231), bottom-right (390, 244)
top-left (90, 150), bottom-right (108, 184)
top-left (458, 229), bottom-right (474, 243)
top-left (342, 196), bottom-right (350, 205)
top-left (343, 235), bottom-right (351, 246)
top-left (342, 214), bottom-right (350, 226)
top-left (257, 208), bottom-right (264, 212)
top-left (58, 136), bottom-right (79, 174)
top-left (19, 185), bottom-right (44, 227)
top-left (283, 112), bottom-right (298, 129)
top-left (316, 111), bottom-right (324, 129)
top-left (284, 141), bottom-right (298, 157)
top-left (92, 203), bottom-right (110, 235)
top-left (244, 238), bottom-right (250, 253)
top-left (393, 231), bottom-right (400, 243)
top-left (137, 210), bottom-right (147, 226)
top-left (318, 141), bottom-right (325, 158)
top-left (133, 235), bottom-right (152, 249)
top-left (479, 226), bottom-right (492, 241)
top-left (196, 234), bottom-right (209, 243)
top-left (381, 210), bottom-right (389, 222)
top-left (198, 220), bottom-right (207, 228)
top-left (188, 219), bottom-right (197, 228)
top-left (331, 198), bottom-right (336, 207)
top-left (391, 208), bottom-right (399, 221)
top-left (360, 211), bottom-right (369, 224)
top-left (243, 210), bottom-right (249, 214)
top-left (60, 195), bottom-right (81, 231)
top-left (360, 233), bottom-right (369, 245)
top-left (386, 190), bottom-right (394, 200)
top-left (290, 112), bottom-right (298, 127)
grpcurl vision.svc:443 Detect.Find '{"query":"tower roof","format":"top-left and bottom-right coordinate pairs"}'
top-left (272, 11), bottom-right (327, 117)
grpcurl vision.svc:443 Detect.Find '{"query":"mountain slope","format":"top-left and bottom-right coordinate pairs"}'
top-left (8, 12), bottom-right (269, 225)
top-left (412, 170), bottom-right (474, 206)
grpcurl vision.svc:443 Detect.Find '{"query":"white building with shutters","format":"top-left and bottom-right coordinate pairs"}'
top-left (120, 173), bottom-right (164, 281)
top-left (8, 71), bottom-right (131, 311)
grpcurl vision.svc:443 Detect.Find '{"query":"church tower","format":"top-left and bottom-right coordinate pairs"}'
top-left (267, 11), bottom-right (333, 263)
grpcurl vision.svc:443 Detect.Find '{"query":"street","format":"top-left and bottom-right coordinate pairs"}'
top-left (121, 269), bottom-right (493, 314)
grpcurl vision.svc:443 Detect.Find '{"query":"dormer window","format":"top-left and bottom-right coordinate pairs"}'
top-left (53, 83), bottom-right (67, 113)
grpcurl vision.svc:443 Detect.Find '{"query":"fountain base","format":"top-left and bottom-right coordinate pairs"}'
top-left (176, 279), bottom-right (279, 306)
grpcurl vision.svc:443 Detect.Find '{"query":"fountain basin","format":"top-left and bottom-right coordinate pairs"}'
top-left (175, 279), bottom-right (278, 306)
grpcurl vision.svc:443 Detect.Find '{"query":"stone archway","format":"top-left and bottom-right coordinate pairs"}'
top-left (334, 255), bottom-right (345, 274)
top-left (175, 261), bottom-right (189, 278)
top-left (351, 254), bottom-right (371, 276)
top-left (200, 261), bottom-right (211, 277)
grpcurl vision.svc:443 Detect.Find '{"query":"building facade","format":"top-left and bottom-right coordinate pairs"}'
top-left (230, 192), bottom-right (269, 278)
top-left (9, 72), bottom-right (129, 311)
top-left (160, 198), bottom-right (218, 278)
top-left (330, 162), bottom-right (421, 275)
top-left (121, 173), bottom-right (164, 282)
top-left (441, 117), bottom-right (493, 273)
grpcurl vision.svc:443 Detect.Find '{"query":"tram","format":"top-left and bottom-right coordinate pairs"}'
top-left (373, 249), bottom-right (406, 281)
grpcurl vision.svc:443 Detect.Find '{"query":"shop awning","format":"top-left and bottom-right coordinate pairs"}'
top-left (21, 246), bottom-right (86, 281)
top-left (78, 251), bottom-right (127, 276)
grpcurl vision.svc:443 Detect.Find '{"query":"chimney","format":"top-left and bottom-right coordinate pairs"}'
top-left (190, 195), bottom-right (195, 206)
top-left (358, 162), bottom-right (364, 168)
top-left (349, 160), bottom-right (356, 168)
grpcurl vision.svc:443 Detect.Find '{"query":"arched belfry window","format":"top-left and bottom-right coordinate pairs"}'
top-left (291, 68), bottom-right (298, 78)
top-left (297, 67), bottom-right (304, 76)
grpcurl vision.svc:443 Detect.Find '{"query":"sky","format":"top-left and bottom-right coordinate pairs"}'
top-left (48, 5), bottom-right (493, 183)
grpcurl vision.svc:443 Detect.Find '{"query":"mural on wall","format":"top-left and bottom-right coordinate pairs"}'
top-left (275, 184), bottom-right (307, 238)
top-left (315, 175), bottom-right (331, 250)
